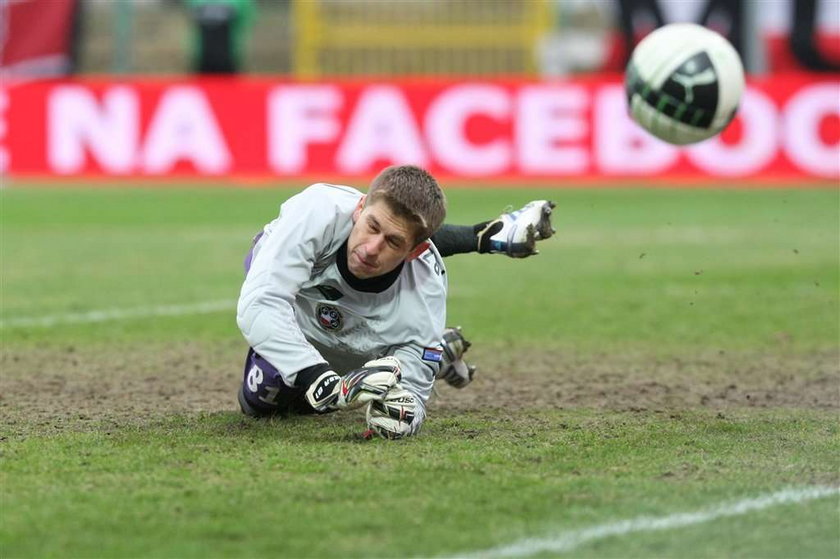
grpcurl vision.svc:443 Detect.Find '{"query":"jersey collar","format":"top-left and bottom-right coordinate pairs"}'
top-left (336, 240), bottom-right (404, 293)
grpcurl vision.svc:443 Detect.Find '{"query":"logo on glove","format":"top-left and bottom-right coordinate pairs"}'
top-left (317, 304), bottom-right (343, 331)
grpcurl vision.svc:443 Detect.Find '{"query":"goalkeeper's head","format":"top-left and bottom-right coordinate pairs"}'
top-left (346, 165), bottom-right (446, 280)
top-left (367, 165), bottom-right (447, 245)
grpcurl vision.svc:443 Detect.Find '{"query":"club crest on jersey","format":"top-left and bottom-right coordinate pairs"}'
top-left (317, 304), bottom-right (343, 331)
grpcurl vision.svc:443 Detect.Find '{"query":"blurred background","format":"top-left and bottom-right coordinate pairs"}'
top-left (0, 0), bottom-right (838, 183)
top-left (4, 0), bottom-right (839, 77)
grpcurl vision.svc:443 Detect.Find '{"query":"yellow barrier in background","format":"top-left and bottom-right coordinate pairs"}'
top-left (292, 0), bottom-right (553, 77)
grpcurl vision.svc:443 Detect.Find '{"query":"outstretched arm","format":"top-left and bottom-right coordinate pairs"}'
top-left (431, 200), bottom-right (556, 258)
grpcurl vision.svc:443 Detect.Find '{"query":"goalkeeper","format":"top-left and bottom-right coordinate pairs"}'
top-left (236, 165), bottom-right (554, 439)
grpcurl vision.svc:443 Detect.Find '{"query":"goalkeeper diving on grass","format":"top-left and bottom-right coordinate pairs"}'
top-left (236, 165), bottom-right (554, 439)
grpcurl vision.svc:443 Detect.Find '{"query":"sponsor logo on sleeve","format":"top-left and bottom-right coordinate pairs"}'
top-left (422, 347), bottom-right (443, 362)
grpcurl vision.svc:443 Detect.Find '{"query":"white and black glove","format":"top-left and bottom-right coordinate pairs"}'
top-left (303, 356), bottom-right (401, 413)
top-left (365, 383), bottom-right (421, 440)
top-left (438, 359), bottom-right (476, 389)
top-left (436, 326), bottom-right (476, 389)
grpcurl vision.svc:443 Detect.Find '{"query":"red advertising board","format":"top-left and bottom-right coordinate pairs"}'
top-left (0, 0), bottom-right (79, 77)
top-left (1, 75), bottom-right (837, 182)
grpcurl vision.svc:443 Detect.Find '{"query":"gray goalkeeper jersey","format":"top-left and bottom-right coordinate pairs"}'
top-left (236, 183), bottom-right (447, 407)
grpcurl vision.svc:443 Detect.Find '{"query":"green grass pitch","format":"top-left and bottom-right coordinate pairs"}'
top-left (1, 183), bottom-right (838, 558)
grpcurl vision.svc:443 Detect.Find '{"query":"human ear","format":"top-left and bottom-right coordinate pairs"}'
top-left (352, 195), bottom-right (367, 222)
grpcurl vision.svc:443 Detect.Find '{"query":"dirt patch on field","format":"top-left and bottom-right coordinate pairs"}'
top-left (433, 347), bottom-right (840, 413)
top-left (0, 342), bottom-right (241, 435)
top-left (1, 342), bottom-right (837, 434)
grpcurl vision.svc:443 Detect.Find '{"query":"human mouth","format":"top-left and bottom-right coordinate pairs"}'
top-left (353, 251), bottom-right (377, 271)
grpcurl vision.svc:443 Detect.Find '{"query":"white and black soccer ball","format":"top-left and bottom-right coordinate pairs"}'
top-left (625, 23), bottom-right (745, 145)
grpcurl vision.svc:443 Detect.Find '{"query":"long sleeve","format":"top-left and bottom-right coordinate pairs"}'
top-left (236, 184), bottom-right (358, 385)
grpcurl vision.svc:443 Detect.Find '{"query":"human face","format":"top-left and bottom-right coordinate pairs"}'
top-left (347, 198), bottom-right (417, 279)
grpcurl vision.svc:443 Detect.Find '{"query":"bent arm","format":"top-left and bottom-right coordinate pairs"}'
top-left (237, 187), bottom-right (352, 386)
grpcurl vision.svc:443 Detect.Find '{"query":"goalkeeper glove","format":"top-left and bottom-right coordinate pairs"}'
top-left (303, 356), bottom-right (401, 413)
top-left (436, 326), bottom-right (476, 388)
top-left (366, 383), bottom-right (421, 440)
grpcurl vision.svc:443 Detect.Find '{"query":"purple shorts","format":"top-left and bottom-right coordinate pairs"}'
top-left (239, 348), bottom-right (316, 417)
top-left (243, 231), bottom-right (263, 275)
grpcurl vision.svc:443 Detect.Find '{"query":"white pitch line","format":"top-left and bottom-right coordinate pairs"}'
top-left (0, 300), bottom-right (235, 328)
top-left (445, 486), bottom-right (839, 558)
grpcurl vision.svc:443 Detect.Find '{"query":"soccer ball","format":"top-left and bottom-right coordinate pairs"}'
top-left (625, 23), bottom-right (745, 145)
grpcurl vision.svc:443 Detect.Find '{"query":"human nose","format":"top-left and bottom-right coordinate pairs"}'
top-left (365, 235), bottom-right (386, 256)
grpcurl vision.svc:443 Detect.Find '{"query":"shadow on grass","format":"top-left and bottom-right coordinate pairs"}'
top-left (149, 409), bottom-right (377, 445)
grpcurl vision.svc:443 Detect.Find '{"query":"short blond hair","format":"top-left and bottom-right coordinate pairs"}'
top-left (367, 165), bottom-right (446, 245)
